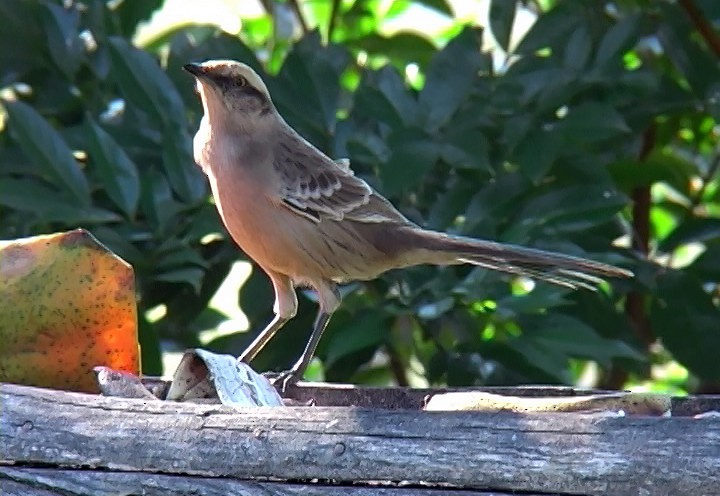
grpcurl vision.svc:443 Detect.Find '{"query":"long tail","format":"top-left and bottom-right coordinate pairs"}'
top-left (413, 230), bottom-right (633, 290)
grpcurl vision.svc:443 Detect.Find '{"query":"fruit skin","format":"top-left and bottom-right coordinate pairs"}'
top-left (0, 228), bottom-right (140, 393)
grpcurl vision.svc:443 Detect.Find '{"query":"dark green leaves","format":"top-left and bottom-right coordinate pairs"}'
top-left (554, 103), bottom-right (631, 143)
top-left (42, 3), bottom-right (84, 79)
top-left (84, 118), bottom-right (140, 218)
top-left (0, 178), bottom-right (118, 224)
top-left (108, 37), bottom-right (186, 128)
top-left (659, 218), bottom-right (720, 253)
top-left (651, 272), bottom-right (720, 380)
top-left (593, 14), bottom-right (640, 68)
top-left (108, 37), bottom-right (204, 202)
top-left (380, 128), bottom-right (440, 195)
top-left (4, 100), bottom-right (90, 205)
top-left (420, 27), bottom-right (487, 130)
top-left (489, 0), bottom-right (516, 51)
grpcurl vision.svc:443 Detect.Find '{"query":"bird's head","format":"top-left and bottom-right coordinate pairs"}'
top-left (183, 60), bottom-right (273, 119)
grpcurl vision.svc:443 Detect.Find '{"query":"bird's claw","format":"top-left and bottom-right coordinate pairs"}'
top-left (264, 370), bottom-right (300, 395)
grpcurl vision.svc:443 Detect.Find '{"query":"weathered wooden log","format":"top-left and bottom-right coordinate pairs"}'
top-left (2, 383), bottom-right (719, 496)
top-left (0, 466), bottom-right (546, 496)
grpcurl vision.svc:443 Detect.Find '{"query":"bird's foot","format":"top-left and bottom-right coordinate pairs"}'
top-left (264, 369), bottom-right (301, 395)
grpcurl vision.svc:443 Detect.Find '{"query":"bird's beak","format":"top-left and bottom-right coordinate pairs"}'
top-left (183, 63), bottom-right (206, 79)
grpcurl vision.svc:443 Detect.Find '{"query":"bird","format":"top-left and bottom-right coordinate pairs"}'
top-left (183, 59), bottom-right (633, 388)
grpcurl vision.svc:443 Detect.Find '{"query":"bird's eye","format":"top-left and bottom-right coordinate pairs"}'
top-left (237, 76), bottom-right (248, 87)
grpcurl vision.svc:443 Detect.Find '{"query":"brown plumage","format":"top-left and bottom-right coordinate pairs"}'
top-left (184, 60), bottom-right (633, 387)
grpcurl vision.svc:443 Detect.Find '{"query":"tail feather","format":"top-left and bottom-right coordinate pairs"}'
top-left (418, 231), bottom-right (633, 290)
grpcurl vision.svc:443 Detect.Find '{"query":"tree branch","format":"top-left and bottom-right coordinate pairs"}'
top-left (606, 126), bottom-right (657, 390)
top-left (327, 0), bottom-right (342, 43)
top-left (678, 0), bottom-right (720, 57)
top-left (288, 0), bottom-right (309, 35)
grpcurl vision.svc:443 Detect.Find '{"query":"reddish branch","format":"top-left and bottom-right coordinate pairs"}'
top-left (679, 0), bottom-right (720, 57)
top-left (606, 127), bottom-right (657, 390)
top-left (626, 127), bottom-right (656, 348)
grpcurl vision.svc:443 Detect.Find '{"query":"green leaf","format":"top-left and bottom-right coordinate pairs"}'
top-left (0, 178), bottom-right (119, 224)
top-left (554, 102), bottom-right (630, 143)
top-left (657, 3), bottom-right (718, 98)
top-left (42, 3), bottom-right (84, 79)
top-left (428, 178), bottom-right (477, 229)
top-left (349, 32), bottom-right (436, 68)
top-left (155, 243), bottom-right (209, 270)
top-left (650, 271), bottom-right (720, 380)
top-left (608, 149), bottom-right (698, 193)
top-left (511, 125), bottom-right (563, 181)
top-left (659, 218), bottom-right (720, 252)
top-left (274, 33), bottom-right (350, 133)
top-left (139, 317), bottom-right (163, 376)
top-left (489, 0), bottom-right (517, 51)
top-left (161, 128), bottom-right (206, 202)
top-left (155, 267), bottom-right (205, 293)
top-left (113, 0), bottom-right (163, 38)
top-left (516, 185), bottom-right (628, 233)
top-left (354, 67), bottom-right (419, 128)
top-left (503, 337), bottom-right (571, 383)
top-left (0, 0), bottom-right (45, 74)
top-left (593, 14), bottom-right (640, 68)
top-left (440, 128), bottom-right (492, 172)
top-left (515, 3), bottom-right (578, 54)
top-left (108, 37), bottom-right (186, 128)
top-left (140, 169), bottom-right (182, 232)
top-left (419, 26), bottom-right (487, 130)
top-left (91, 226), bottom-right (146, 267)
top-left (325, 309), bottom-right (388, 367)
top-left (4, 100), bottom-right (90, 205)
top-left (379, 128), bottom-right (440, 195)
top-left (689, 243), bottom-right (720, 281)
top-left (521, 314), bottom-right (644, 366)
top-left (496, 286), bottom-right (572, 316)
top-left (84, 118), bottom-right (140, 218)
top-left (563, 25), bottom-right (592, 71)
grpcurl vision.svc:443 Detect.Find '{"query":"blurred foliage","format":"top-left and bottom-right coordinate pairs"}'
top-left (1, 0), bottom-right (718, 392)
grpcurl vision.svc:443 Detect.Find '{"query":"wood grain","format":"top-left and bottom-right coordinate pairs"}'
top-left (2, 383), bottom-right (719, 496)
top-left (0, 467), bottom-right (543, 496)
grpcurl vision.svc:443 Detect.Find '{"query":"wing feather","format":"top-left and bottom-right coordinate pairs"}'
top-left (275, 128), bottom-right (407, 224)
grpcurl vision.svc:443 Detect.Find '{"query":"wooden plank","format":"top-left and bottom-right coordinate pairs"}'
top-left (0, 467), bottom-right (537, 496)
top-left (2, 384), bottom-right (719, 496)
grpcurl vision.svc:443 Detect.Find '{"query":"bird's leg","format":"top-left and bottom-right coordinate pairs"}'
top-left (238, 273), bottom-right (296, 363)
top-left (271, 282), bottom-right (340, 392)
top-left (238, 313), bottom-right (289, 363)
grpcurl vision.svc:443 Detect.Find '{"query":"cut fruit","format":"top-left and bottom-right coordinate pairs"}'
top-left (0, 229), bottom-right (140, 392)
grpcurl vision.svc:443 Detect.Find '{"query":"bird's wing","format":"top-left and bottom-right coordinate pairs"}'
top-left (274, 130), bottom-right (408, 224)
